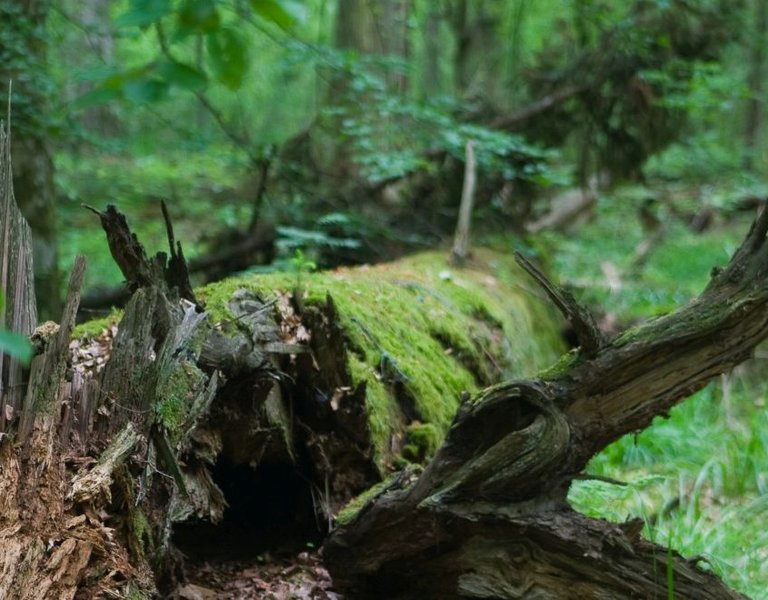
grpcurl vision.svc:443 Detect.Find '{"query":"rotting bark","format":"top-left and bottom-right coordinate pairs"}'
top-left (322, 216), bottom-right (768, 598)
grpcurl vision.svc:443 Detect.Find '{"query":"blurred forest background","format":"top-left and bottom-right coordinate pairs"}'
top-left (3, 0), bottom-right (768, 595)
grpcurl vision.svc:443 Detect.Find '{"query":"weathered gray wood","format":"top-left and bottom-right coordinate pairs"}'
top-left (0, 118), bottom-right (37, 432)
top-left (67, 422), bottom-right (140, 505)
top-left (18, 256), bottom-right (85, 442)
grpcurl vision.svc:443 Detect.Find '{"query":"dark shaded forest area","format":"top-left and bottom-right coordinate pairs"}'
top-left (2, 0), bottom-right (768, 598)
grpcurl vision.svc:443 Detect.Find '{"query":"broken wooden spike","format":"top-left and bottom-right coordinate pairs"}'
top-left (514, 250), bottom-right (603, 356)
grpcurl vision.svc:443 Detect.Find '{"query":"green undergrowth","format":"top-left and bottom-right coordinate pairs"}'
top-left (72, 308), bottom-right (123, 339)
top-left (569, 379), bottom-right (768, 597)
top-left (536, 183), bottom-right (756, 320)
top-left (57, 149), bottom-right (251, 293)
top-left (197, 248), bottom-right (564, 469)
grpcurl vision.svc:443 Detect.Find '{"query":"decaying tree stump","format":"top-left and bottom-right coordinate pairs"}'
top-left (0, 117), bottom-right (37, 433)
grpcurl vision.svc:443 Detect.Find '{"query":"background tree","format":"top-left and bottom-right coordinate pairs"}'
top-left (0, 0), bottom-right (60, 319)
top-left (744, 0), bottom-right (767, 170)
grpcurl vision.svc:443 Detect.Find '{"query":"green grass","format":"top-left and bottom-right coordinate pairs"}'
top-left (540, 184), bottom-right (756, 319)
top-left (551, 185), bottom-right (768, 598)
top-left (569, 381), bottom-right (768, 597)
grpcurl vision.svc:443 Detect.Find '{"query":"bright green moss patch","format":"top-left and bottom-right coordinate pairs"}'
top-left (196, 249), bottom-right (564, 470)
top-left (347, 355), bottom-right (400, 469)
top-left (75, 250), bottom-right (564, 473)
top-left (402, 422), bottom-right (441, 463)
top-left (335, 477), bottom-right (391, 525)
top-left (72, 308), bottom-right (123, 339)
top-left (155, 361), bottom-right (209, 444)
top-left (130, 508), bottom-right (153, 557)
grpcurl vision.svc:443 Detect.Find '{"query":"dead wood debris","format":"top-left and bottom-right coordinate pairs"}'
top-left (175, 551), bottom-right (342, 600)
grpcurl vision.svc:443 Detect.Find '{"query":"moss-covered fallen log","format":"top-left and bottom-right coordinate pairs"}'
top-left (1, 193), bottom-right (563, 596)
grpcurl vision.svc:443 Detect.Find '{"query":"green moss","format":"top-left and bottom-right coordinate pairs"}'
top-left (537, 350), bottom-right (579, 380)
top-left (72, 308), bottom-right (123, 339)
top-left (347, 355), bottom-right (400, 469)
top-left (154, 363), bottom-right (206, 441)
top-left (402, 422), bottom-right (441, 463)
top-left (81, 249), bottom-right (565, 474)
top-left (130, 508), bottom-right (152, 557)
top-left (123, 582), bottom-right (151, 600)
top-left (335, 476), bottom-right (394, 525)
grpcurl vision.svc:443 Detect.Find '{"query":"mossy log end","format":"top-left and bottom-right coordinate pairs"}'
top-left (323, 216), bottom-right (768, 598)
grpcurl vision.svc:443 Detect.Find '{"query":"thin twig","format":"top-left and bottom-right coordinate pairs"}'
top-left (451, 140), bottom-right (477, 266)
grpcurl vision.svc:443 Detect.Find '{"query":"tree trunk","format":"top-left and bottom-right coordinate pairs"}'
top-left (1, 115), bottom-right (563, 597)
top-left (450, 0), bottom-right (502, 101)
top-left (0, 120), bottom-right (37, 432)
top-left (420, 1), bottom-right (442, 98)
top-left (0, 0), bottom-right (60, 319)
top-left (61, 0), bottom-right (119, 137)
top-left (744, 0), bottom-right (768, 170)
top-left (3, 103), bottom-right (763, 596)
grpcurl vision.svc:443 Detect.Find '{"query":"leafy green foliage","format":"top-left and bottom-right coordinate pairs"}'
top-left (250, 0), bottom-right (305, 30)
top-left (72, 0), bottom-right (304, 115)
top-left (115, 0), bottom-right (173, 28)
top-left (288, 248), bottom-right (316, 287)
top-left (74, 58), bottom-right (206, 107)
top-left (0, 1), bottom-right (58, 139)
top-left (318, 49), bottom-right (555, 186)
top-left (206, 28), bottom-right (248, 90)
top-left (0, 330), bottom-right (33, 365)
top-left (178, 0), bottom-right (220, 33)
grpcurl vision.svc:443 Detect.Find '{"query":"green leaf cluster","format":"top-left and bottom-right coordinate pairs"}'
top-left (76, 0), bottom-right (304, 107)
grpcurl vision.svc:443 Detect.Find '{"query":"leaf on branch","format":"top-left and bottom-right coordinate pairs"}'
top-left (123, 78), bottom-right (169, 104)
top-left (206, 28), bottom-right (249, 90)
top-left (156, 60), bottom-right (208, 91)
top-left (178, 0), bottom-right (221, 33)
top-left (115, 0), bottom-right (173, 28)
top-left (0, 329), bottom-right (33, 365)
top-left (250, 0), bottom-right (306, 30)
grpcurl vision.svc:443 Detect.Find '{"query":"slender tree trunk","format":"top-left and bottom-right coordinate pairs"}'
top-left (421, 1), bottom-right (443, 97)
top-left (334, 0), bottom-right (376, 54)
top-left (324, 0), bottom-right (412, 178)
top-left (62, 0), bottom-right (118, 136)
top-left (375, 0), bottom-right (410, 94)
top-left (744, 0), bottom-right (768, 170)
top-left (451, 0), bottom-right (501, 101)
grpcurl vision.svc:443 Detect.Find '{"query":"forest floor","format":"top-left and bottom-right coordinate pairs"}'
top-left (175, 551), bottom-right (340, 600)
